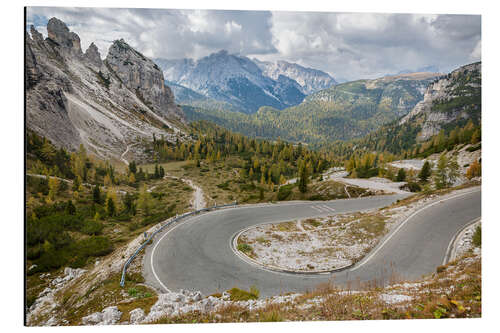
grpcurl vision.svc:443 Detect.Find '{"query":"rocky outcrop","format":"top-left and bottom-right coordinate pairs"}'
top-left (26, 17), bottom-right (185, 160)
top-left (128, 308), bottom-right (145, 324)
top-left (26, 268), bottom-right (87, 326)
top-left (81, 306), bottom-right (122, 325)
top-left (140, 289), bottom-right (299, 323)
top-left (400, 62), bottom-right (481, 141)
top-left (84, 42), bottom-right (102, 68)
top-left (255, 59), bottom-right (337, 94)
top-left (105, 39), bottom-right (183, 122)
top-left (47, 17), bottom-right (83, 57)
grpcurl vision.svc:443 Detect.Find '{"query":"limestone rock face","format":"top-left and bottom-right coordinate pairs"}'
top-left (25, 17), bottom-right (185, 161)
top-left (81, 306), bottom-right (122, 325)
top-left (105, 39), bottom-right (183, 122)
top-left (400, 62), bottom-right (481, 141)
top-left (84, 42), bottom-right (102, 68)
top-left (129, 308), bottom-right (145, 324)
top-left (47, 17), bottom-right (82, 57)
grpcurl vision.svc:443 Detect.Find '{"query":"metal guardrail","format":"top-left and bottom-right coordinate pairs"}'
top-left (120, 201), bottom-right (238, 287)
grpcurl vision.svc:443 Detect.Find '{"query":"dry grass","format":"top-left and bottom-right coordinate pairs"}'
top-left (142, 158), bottom-right (375, 207)
top-left (154, 252), bottom-right (481, 324)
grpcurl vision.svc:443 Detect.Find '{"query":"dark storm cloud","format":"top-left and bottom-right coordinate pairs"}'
top-left (26, 7), bottom-right (480, 81)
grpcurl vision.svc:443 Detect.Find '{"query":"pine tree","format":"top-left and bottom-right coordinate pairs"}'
top-left (419, 161), bottom-right (432, 182)
top-left (66, 200), bottom-right (76, 215)
top-left (104, 174), bottom-right (112, 187)
top-left (471, 128), bottom-right (481, 144)
top-left (123, 192), bottom-right (134, 213)
top-left (105, 190), bottom-right (117, 217)
top-left (434, 154), bottom-right (448, 189)
top-left (72, 176), bottom-right (81, 191)
top-left (396, 168), bottom-right (406, 182)
top-left (128, 172), bottom-right (136, 185)
top-left (128, 161), bottom-right (137, 174)
top-left (48, 177), bottom-right (60, 200)
top-left (447, 156), bottom-right (460, 186)
top-left (93, 185), bottom-right (101, 204)
top-left (154, 164), bottom-right (160, 179)
top-left (137, 185), bottom-right (152, 216)
top-left (298, 163), bottom-right (308, 193)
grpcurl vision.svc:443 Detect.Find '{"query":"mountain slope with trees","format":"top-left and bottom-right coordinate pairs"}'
top-left (183, 72), bottom-right (442, 145)
top-left (339, 62), bottom-right (481, 158)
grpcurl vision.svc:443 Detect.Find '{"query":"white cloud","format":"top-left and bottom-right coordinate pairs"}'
top-left (224, 20), bottom-right (242, 34)
top-left (26, 7), bottom-right (480, 81)
top-left (470, 40), bottom-right (481, 60)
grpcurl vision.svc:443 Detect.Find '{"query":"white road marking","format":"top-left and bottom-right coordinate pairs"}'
top-left (150, 213), bottom-right (206, 293)
top-left (311, 206), bottom-right (324, 212)
top-left (321, 205), bottom-right (336, 212)
top-left (351, 189), bottom-right (481, 272)
top-left (442, 217), bottom-right (481, 265)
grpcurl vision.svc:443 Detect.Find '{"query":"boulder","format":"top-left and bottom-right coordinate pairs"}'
top-left (129, 308), bottom-right (145, 324)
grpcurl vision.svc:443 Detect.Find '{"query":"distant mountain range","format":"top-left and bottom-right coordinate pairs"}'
top-left (183, 71), bottom-right (443, 144)
top-left (336, 62), bottom-right (482, 155)
top-left (154, 51), bottom-right (336, 113)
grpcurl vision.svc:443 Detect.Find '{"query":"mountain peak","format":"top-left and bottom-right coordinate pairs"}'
top-left (26, 17), bottom-right (185, 160)
top-left (215, 49), bottom-right (229, 56)
top-left (84, 42), bottom-right (102, 68)
top-left (106, 37), bottom-right (183, 122)
top-left (46, 17), bottom-right (82, 56)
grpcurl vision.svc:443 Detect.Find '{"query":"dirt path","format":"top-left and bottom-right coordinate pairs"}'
top-left (165, 175), bottom-right (207, 210)
top-left (325, 171), bottom-right (409, 195)
top-left (120, 143), bottom-right (141, 166)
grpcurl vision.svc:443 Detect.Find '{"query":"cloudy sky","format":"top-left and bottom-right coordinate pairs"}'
top-left (26, 7), bottom-right (481, 81)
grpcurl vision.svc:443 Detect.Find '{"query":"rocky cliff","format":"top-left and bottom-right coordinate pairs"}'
top-left (254, 59), bottom-right (337, 95)
top-left (400, 62), bottom-right (481, 141)
top-left (25, 17), bottom-right (185, 161)
top-left (105, 39), bottom-right (181, 122)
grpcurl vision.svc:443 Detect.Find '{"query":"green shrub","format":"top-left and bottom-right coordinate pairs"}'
top-left (75, 236), bottom-right (114, 257)
top-left (228, 286), bottom-right (260, 301)
top-left (466, 144), bottom-right (481, 152)
top-left (128, 288), bottom-right (138, 297)
top-left (308, 194), bottom-right (327, 201)
top-left (237, 243), bottom-right (252, 253)
top-left (81, 220), bottom-right (104, 235)
top-left (128, 222), bottom-right (141, 231)
top-left (217, 181), bottom-right (230, 190)
top-left (26, 295), bottom-right (37, 309)
top-left (239, 183), bottom-right (256, 192)
top-left (277, 184), bottom-right (293, 201)
top-left (26, 246), bottom-right (41, 260)
top-left (472, 225), bottom-right (481, 247)
top-left (404, 182), bottom-right (422, 192)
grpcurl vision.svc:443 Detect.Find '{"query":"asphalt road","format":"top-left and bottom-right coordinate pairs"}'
top-left (143, 188), bottom-right (480, 297)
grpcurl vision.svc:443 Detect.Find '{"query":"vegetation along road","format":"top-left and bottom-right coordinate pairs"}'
top-left (144, 188), bottom-right (480, 297)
